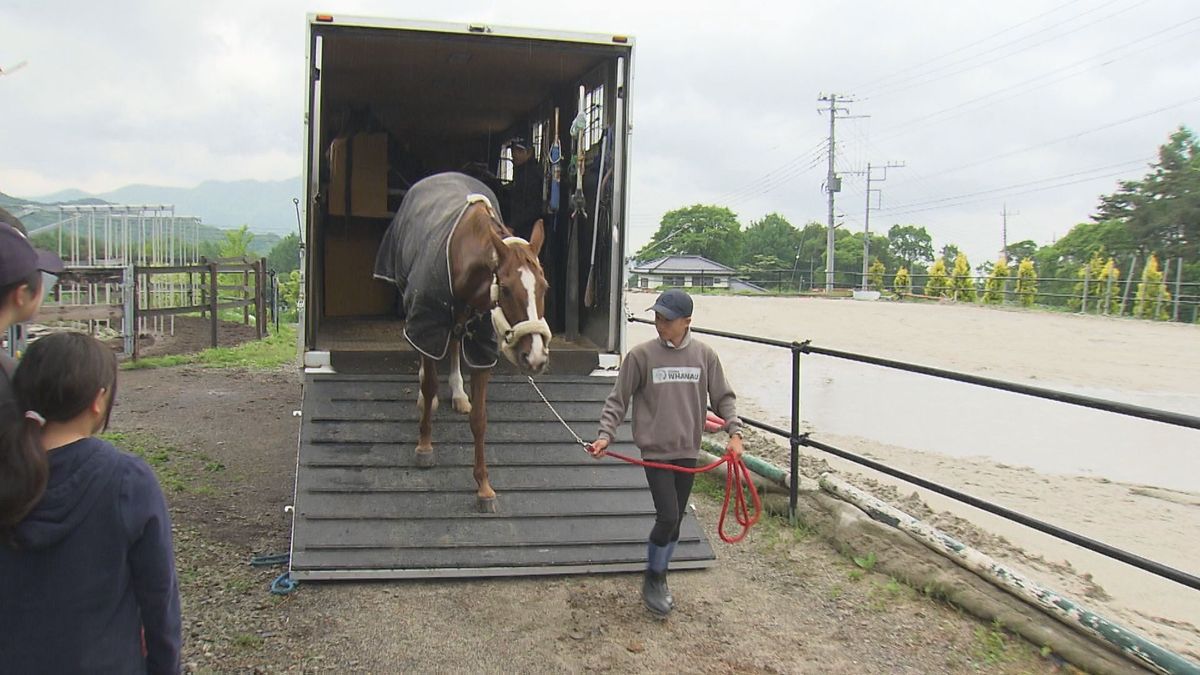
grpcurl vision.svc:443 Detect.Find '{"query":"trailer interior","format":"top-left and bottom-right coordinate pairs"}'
top-left (306, 21), bottom-right (632, 374)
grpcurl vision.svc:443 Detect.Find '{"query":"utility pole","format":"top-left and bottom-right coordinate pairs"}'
top-left (1000, 203), bottom-right (1019, 262)
top-left (818, 93), bottom-right (852, 292)
top-left (861, 161), bottom-right (905, 290)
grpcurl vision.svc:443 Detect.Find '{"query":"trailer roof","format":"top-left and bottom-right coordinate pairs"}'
top-left (308, 13), bottom-right (635, 48)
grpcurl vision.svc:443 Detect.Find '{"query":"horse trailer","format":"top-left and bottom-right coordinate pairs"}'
top-left (301, 14), bottom-right (634, 373)
top-left (290, 15), bottom-right (717, 580)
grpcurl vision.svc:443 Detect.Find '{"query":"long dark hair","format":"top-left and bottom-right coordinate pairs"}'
top-left (0, 332), bottom-right (118, 536)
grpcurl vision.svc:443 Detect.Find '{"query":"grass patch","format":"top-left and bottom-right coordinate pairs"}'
top-left (852, 551), bottom-right (877, 572)
top-left (972, 620), bottom-right (1021, 666)
top-left (124, 324), bottom-right (297, 371)
top-left (101, 431), bottom-right (219, 495)
top-left (691, 472), bottom-right (725, 500)
top-left (231, 633), bottom-right (264, 650)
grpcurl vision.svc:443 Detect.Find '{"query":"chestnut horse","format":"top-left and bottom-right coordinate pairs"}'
top-left (374, 174), bottom-right (551, 513)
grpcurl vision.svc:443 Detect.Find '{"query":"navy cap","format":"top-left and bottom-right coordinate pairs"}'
top-left (647, 288), bottom-right (693, 320)
top-left (0, 222), bottom-right (65, 287)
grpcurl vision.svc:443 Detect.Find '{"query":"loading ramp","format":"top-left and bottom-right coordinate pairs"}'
top-left (290, 373), bottom-right (717, 580)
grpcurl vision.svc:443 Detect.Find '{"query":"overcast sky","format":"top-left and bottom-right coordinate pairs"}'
top-left (3, 0), bottom-right (1198, 264)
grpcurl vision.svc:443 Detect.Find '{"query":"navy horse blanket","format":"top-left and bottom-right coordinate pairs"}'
top-left (373, 172), bottom-right (502, 368)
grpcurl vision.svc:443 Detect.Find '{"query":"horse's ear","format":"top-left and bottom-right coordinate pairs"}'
top-left (529, 219), bottom-right (545, 257)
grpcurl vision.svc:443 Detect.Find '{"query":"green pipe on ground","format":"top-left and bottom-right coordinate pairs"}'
top-left (700, 440), bottom-right (790, 487)
top-left (818, 472), bottom-right (1199, 675)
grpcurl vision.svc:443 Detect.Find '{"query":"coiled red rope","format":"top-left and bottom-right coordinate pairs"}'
top-left (593, 447), bottom-right (762, 544)
top-left (525, 376), bottom-right (762, 543)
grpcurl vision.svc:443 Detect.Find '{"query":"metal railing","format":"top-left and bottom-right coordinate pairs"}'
top-left (628, 316), bottom-right (1200, 591)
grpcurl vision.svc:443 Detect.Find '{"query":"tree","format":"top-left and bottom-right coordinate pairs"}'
top-left (636, 205), bottom-right (743, 267)
top-left (1004, 240), bottom-right (1038, 263)
top-left (1053, 220), bottom-right (1136, 264)
top-left (868, 259), bottom-right (885, 291)
top-left (887, 224), bottom-right (934, 269)
top-left (1072, 250), bottom-right (1120, 313)
top-left (218, 225), bottom-right (255, 259)
top-left (941, 243), bottom-right (961, 263)
top-left (925, 257), bottom-right (950, 298)
top-left (267, 233), bottom-right (301, 274)
top-left (1134, 254), bottom-right (1171, 320)
top-left (1098, 257), bottom-right (1121, 314)
top-left (1015, 258), bottom-right (1038, 307)
top-left (1095, 126), bottom-right (1200, 261)
top-left (983, 258), bottom-right (1009, 304)
top-left (950, 253), bottom-right (976, 302)
top-left (893, 267), bottom-right (911, 295)
top-left (742, 213), bottom-right (801, 270)
top-left (277, 270), bottom-right (302, 322)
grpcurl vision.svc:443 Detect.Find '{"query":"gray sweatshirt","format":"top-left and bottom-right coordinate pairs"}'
top-left (598, 330), bottom-right (740, 461)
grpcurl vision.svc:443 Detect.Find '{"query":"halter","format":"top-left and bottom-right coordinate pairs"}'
top-left (489, 236), bottom-right (552, 362)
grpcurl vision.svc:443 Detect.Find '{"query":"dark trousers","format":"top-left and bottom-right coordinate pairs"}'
top-left (644, 458), bottom-right (697, 546)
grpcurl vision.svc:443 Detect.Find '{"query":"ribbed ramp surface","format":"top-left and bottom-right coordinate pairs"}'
top-left (290, 373), bottom-right (717, 579)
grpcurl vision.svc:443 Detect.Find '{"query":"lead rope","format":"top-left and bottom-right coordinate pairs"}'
top-left (526, 377), bottom-right (761, 543)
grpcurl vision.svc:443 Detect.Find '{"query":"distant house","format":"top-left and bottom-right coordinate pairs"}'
top-left (629, 255), bottom-right (735, 290)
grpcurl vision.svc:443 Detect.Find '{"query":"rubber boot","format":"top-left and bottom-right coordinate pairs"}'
top-left (663, 540), bottom-right (678, 609)
top-left (643, 542), bottom-right (672, 617)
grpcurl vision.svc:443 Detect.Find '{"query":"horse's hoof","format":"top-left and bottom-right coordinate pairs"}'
top-left (452, 397), bottom-right (472, 414)
top-left (476, 496), bottom-right (497, 513)
top-left (414, 450), bottom-right (435, 468)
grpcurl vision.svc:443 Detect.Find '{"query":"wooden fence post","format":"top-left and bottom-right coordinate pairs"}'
top-left (1120, 255), bottom-right (1137, 316)
top-left (243, 258), bottom-right (251, 326)
top-left (1080, 266), bottom-right (1090, 314)
top-left (208, 260), bottom-right (219, 348)
top-left (1173, 257), bottom-right (1183, 322)
top-left (130, 265), bottom-right (140, 360)
top-left (256, 258), bottom-right (266, 339)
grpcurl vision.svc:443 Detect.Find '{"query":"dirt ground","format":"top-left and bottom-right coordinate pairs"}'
top-left (110, 364), bottom-right (1066, 674)
top-left (132, 315), bottom-right (263, 358)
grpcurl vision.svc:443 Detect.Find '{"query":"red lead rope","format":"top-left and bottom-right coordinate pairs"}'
top-left (525, 376), bottom-right (762, 544)
top-left (593, 447), bottom-right (763, 544)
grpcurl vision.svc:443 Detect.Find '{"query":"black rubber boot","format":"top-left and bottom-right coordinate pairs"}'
top-left (642, 570), bottom-right (672, 618)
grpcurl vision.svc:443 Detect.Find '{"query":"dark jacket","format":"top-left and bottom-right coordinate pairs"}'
top-left (0, 437), bottom-right (182, 674)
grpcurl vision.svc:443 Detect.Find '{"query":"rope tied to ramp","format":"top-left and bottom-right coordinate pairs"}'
top-left (527, 377), bottom-right (762, 544)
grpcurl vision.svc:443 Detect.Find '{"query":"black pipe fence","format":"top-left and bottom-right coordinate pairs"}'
top-left (628, 315), bottom-right (1200, 591)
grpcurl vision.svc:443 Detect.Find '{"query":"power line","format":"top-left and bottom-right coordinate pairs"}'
top-left (872, 16), bottom-right (1200, 143)
top-left (884, 94), bottom-right (1200, 191)
top-left (881, 160), bottom-right (1152, 218)
top-left (709, 138), bottom-right (829, 205)
top-left (859, 0), bottom-right (1143, 100)
top-left (883, 157), bottom-right (1152, 212)
top-left (852, 0), bottom-right (1086, 93)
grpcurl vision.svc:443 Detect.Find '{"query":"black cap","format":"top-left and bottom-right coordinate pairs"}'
top-left (646, 288), bottom-right (693, 320)
top-left (508, 136), bottom-right (530, 151)
top-left (0, 222), bottom-right (66, 286)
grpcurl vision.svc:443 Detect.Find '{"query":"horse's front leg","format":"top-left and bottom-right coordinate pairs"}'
top-left (448, 339), bottom-right (471, 414)
top-left (470, 367), bottom-right (496, 512)
top-left (415, 356), bottom-right (439, 468)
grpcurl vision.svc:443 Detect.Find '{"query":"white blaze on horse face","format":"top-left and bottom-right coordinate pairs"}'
top-left (519, 266), bottom-right (549, 370)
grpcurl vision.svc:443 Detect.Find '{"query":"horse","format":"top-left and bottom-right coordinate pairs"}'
top-left (373, 172), bottom-right (551, 512)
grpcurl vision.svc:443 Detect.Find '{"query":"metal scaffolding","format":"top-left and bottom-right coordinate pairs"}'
top-left (45, 205), bottom-right (204, 339)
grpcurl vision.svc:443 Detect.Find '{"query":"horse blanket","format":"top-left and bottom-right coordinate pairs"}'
top-left (373, 172), bottom-right (501, 368)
